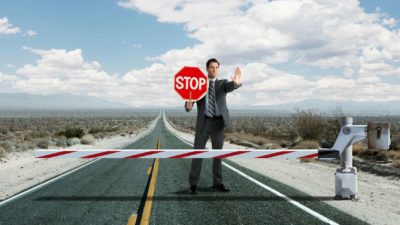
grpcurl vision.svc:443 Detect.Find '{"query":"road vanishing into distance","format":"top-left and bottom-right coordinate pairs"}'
top-left (0, 111), bottom-right (368, 225)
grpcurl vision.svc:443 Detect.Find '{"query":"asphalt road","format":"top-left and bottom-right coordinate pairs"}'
top-left (0, 112), bottom-right (368, 225)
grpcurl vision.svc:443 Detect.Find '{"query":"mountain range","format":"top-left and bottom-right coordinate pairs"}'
top-left (0, 93), bottom-right (131, 110)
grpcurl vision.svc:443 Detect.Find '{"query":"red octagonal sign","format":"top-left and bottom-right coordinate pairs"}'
top-left (174, 66), bottom-right (208, 101)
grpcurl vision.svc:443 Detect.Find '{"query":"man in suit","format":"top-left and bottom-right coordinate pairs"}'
top-left (184, 58), bottom-right (242, 194)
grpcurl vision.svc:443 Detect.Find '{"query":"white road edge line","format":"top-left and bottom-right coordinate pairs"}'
top-left (222, 162), bottom-right (339, 225)
top-left (162, 110), bottom-right (339, 225)
top-left (0, 159), bottom-right (100, 207)
top-left (0, 114), bottom-right (162, 207)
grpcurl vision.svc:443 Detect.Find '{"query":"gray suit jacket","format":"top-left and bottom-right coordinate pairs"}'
top-left (185, 78), bottom-right (242, 131)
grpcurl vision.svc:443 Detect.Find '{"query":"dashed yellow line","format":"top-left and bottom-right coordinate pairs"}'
top-left (126, 213), bottom-right (137, 225)
top-left (156, 139), bottom-right (160, 149)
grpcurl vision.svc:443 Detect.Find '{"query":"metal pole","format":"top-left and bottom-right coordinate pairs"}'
top-left (340, 117), bottom-right (353, 170)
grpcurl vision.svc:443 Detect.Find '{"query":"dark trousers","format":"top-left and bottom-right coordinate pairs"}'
top-left (189, 116), bottom-right (224, 186)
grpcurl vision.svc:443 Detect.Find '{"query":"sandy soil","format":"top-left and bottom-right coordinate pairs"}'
top-left (0, 114), bottom-right (160, 201)
top-left (164, 115), bottom-right (400, 225)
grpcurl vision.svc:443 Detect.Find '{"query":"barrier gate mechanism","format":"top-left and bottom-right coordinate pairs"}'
top-left (33, 117), bottom-right (390, 199)
top-left (329, 118), bottom-right (390, 199)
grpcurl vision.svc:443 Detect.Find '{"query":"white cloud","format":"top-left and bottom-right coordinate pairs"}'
top-left (120, 40), bottom-right (142, 48)
top-left (0, 72), bottom-right (19, 81)
top-left (382, 18), bottom-right (397, 27)
top-left (119, 0), bottom-right (397, 69)
top-left (116, 0), bottom-right (400, 105)
top-left (24, 30), bottom-right (37, 36)
top-left (0, 17), bottom-right (37, 37)
top-left (0, 72), bottom-right (19, 92)
top-left (12, 47), bottom-right (119, 95)
top-left (0, 17), bottom-right (20, 35)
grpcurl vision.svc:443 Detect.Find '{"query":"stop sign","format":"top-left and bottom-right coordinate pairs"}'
top-left (174, 66), bottom-right (208, 101)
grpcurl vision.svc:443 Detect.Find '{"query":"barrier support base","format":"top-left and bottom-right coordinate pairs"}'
top-left (334, 167), bottom-right (358, 199)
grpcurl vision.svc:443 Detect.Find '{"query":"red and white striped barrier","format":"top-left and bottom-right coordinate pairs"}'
top-left (33, 149), bottom-right (338, 159)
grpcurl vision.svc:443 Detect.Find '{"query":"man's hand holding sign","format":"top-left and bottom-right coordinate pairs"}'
top-left (174, 58), bottom-right (243, 194)
top-left (174, 66), bottom-right (209, 112)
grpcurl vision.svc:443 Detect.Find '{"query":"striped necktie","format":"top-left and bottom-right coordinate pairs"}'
top-left (207, 80), bottom-right (216, 117)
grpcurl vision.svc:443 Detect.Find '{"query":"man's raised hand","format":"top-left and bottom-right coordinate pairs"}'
top-left (231, 67), bottom-right (242, 86)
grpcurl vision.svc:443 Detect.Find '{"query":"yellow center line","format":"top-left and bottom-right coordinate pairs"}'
top-left (140, 158), bottom-right (159, 225)
top-left (126, 214), bottom-right (137, 225)
top-left (146, 167), bottom-right (152, 175)
top-left (140, 138), bottom-right (161, 225)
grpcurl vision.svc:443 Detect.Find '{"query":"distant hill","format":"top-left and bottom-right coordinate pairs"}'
top-left (1, 93), bottom-right (398, 115)
top-left (0, 93), bottom-right (131, 110)
top-left (165, 98), bottom-right (400, 116)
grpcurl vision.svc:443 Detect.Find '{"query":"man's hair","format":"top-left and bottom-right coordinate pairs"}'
top-left (206, 58), bottom-right (220, 68)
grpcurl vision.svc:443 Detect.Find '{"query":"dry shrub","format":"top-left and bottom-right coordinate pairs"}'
top-left (269, 143), bottom-right (283, 149)
top-left (292, 140), bottom-right (320, 149)
top-left (377, 151), bottom-right (389, 161)
top-left (387, 150), bottom-right (400, 160)
top-left (0, 141), bottom-right (13, 153)
top-left (226, 133), bottom-right (240, 144)
top-left (290, 107), bottom-right (343, 149)
top-left (359, 149), bottom-right (390, 161)
top-left (226, 132), bottom-right (270, 147)
top-left (291, 108), bottom-right (325, 141)
top-left (81, 134), bottom-right (95, 145)
top-left (390, 140), bottom-right (400, 151)
top-left (63, 128), bottom-right (84, 139)
top-left (0, 147), bottom-right (6, 158)
top-left (36, 138), bottom-right (51, 149)
top-left (391, 160), bottom-right (400, 168)
top-left (279, 140), bottom-right (294, 148)
top-left (54, 137), bottom-right (68, 147)
top-left (352, 142), bottom-right (368, 156)
top-left (15, 142), bottom-right (30, 152)
top-left (67, 137), bottom-right (81, 146)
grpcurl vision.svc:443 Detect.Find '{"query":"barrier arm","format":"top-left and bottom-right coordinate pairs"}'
top-left (32, 117), bottom-right (391, 200)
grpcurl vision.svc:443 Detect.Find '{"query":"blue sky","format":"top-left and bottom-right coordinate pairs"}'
top-left (360, 0), bottom-right (400, 19)
top-left (0, 0), bottom-right (399, 107)
top-left (0, 0), bottom-right (196, 75)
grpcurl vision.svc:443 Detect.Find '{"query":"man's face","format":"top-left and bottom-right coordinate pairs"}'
top-left (206, 62), bottom-right (219, 78)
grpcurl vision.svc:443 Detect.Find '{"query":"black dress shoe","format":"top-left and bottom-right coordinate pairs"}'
top-left (190, 185), bottom-right (197, 194)
top-left (213, 183), bottom-right (230, 192)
